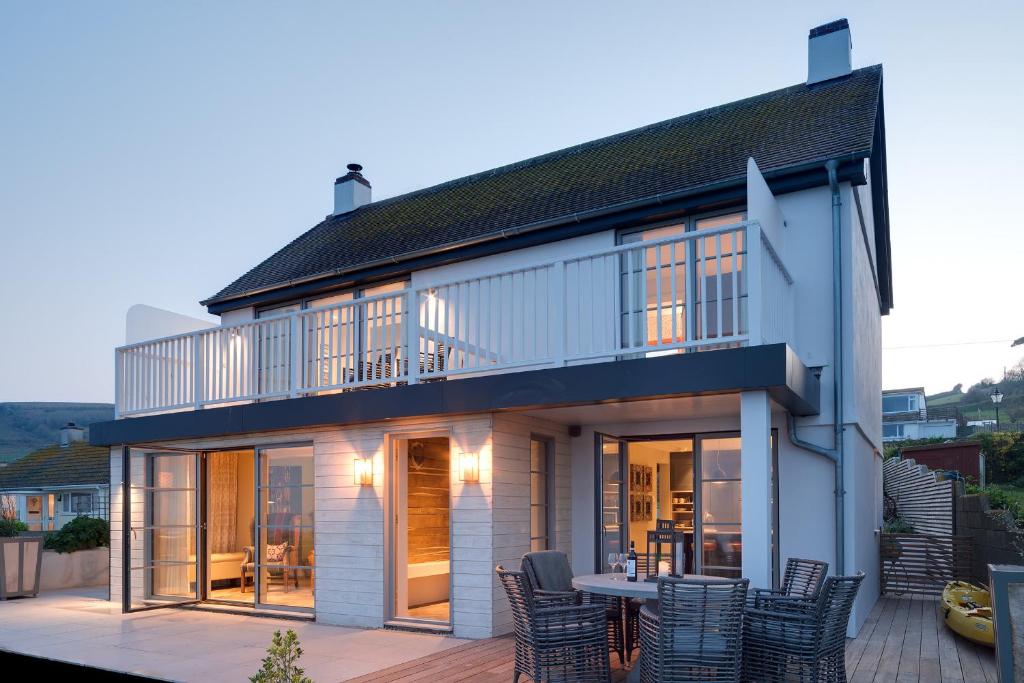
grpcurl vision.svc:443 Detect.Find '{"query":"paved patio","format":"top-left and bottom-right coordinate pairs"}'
top-left (0, 590), bottom-right (998, 682)
top-left (0, 588), bottom-right (466, 682)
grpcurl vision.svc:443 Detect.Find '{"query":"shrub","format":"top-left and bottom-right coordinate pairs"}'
top-left (965, 483), bottom-right (1023, 529)
top-left (250, 629), bottom-right (312, 683)
top-left (0, 518), bottom-right (28, 538)
top-left (882, 517), bottom-right (914, 534)
top-left (43, 516), bottom-right (109, 553)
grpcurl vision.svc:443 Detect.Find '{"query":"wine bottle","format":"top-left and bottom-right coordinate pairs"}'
top-left (626, 541), bottom-right (638, 582)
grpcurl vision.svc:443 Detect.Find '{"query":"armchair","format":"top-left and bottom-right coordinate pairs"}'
top-left (497, 565), bottom-right (611, 683)
top-left (743, 572), bottom-right (865, 683)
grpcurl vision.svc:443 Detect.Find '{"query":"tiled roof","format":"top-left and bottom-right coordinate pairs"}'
top-left (0, 441), bottom-right (109, 490)
top-left (205, 66), bottom-right (883, 306)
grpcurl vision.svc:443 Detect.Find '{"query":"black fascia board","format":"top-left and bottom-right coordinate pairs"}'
top-left (90, 343), bottom-right (819, 446)
top-left (205, 161), bottom-right (866, 315)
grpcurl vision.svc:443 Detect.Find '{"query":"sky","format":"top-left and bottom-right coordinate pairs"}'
top-left (1, 1), bottom-right (1022, 403)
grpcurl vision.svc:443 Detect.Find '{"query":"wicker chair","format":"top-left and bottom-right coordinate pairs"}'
top-left (496, 565), bottom-right (611, 683)
top-left (520, 550), bottom-right (626, 666)
top-left (750, 557), bottom-right (829, 609)
top-left (743, 571), bottom-right (865, 683)
top-left (638, 576), bottom-right (749, 683)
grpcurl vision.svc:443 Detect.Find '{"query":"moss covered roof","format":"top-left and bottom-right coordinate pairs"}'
top-left (0, 441), bottom-right (109, 490)
top-left (205, 66), bottom-right (883, 306)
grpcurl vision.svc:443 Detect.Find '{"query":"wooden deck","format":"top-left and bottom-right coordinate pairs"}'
top-left (348, 596), bottom-right (997, 683)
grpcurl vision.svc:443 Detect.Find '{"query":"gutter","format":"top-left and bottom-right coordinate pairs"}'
top-left (787, 159), bottom-right (846, 576)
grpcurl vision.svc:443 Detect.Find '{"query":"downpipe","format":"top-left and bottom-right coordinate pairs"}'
top-left (787, 159), bottom-right (846, 576)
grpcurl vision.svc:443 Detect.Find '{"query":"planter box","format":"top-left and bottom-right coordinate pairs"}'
top-left (39, 547), bottom-right (109, 591)
top-left (0, 537), bottom-right (43, 599)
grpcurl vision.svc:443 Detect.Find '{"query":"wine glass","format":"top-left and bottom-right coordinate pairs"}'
top-left (607, 552), bottom-right (618, 577)
top-left (617, 553), bottom-right (628, 577)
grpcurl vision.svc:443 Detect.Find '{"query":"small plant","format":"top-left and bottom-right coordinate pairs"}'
top-left (882, 516), bottom-right (915, 534)
top-left (0, 518), bottom-right (28, 538)
top-left (250, 629), bottom-right (312, 683)
top-left (43, 516), bottom-right (109, 553)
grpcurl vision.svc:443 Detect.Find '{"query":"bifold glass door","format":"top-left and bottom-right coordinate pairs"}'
top-left (695, 435), bottom-right (743, 578)
top-left (597, 434), bottom-right (626, 572)
top-left (125, 448), bottom-right (201, 612)
top-left (255, 445), bottom-right (315, 611)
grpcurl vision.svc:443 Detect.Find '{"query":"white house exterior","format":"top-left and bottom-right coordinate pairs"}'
top-left (882, 387), bottom-right (957, 442)
top-left (92, 19), bottom-right (891, 638)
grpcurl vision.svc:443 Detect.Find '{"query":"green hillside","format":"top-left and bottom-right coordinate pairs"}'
top-left (0, 402), bottom-right (114, 464)
top-left (926, 364), bottom-right (1024, 424)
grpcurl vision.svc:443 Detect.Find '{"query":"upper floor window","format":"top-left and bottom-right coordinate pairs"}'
top-left (882, 394), bottom-right (920, 414)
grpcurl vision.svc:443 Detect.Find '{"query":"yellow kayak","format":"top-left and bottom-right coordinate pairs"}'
top-left (941, 581), bottom-right (994, 647)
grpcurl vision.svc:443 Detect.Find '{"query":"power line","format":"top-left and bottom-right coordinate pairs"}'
top-left (883, 339), bottom-right (1016, 351)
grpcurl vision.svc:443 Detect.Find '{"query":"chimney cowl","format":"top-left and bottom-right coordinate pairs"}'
top-left (807, 18), bottom-right (852, 85)
top-left (333, 162), bottom-right (372, 215)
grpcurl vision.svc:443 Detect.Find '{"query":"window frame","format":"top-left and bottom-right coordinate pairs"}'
top-left (63, 492), bottom-right (94, 515)
top-left (529, 435), bottom-right (556, 552)
top-left (616, 208), bottom-right (748, 348)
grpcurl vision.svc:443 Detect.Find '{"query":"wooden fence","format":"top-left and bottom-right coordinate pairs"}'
top-left (882, 457), bottom-right (957, 535)
top-left (880, 533), bottom-right (974, 596)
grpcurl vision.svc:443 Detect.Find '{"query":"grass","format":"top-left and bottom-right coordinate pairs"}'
top-left (990, 484), bottom-right (1024, 508)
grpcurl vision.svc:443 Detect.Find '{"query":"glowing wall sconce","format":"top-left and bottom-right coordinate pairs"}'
top-left (354, 457), bottom-right (374, 487)
top-left (459, 451), bottom-right (480, 483)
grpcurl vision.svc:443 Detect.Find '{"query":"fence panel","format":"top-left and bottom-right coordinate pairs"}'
top-left (880, 533), bottom-right (973, 596)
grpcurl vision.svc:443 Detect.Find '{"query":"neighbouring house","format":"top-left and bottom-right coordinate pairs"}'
top-left (882, 387), bottom-right (957, 442)
top-left (899, 441), bottom-right (985, 485)
top-left (0, 423), bottom-right (110, 530)
top-left (91, 18), bottom-right (890, 638)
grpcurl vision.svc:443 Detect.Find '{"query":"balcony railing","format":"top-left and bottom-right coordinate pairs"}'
top-left (115, 220), bottom-right (792, 417)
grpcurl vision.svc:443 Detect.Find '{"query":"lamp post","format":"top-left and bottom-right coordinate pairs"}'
top-left (990, 388), bottom-right (1003, 431)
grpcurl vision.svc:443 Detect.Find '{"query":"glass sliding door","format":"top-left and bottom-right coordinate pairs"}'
top-left (696, 435), bottom-right (742, 578)
top-left (125, 448), bottom-right (201, 612)
top-left (256, 445), bottom-right (315, 610)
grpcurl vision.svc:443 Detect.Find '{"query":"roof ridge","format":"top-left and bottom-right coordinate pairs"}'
top-left (324, 65), bottom-right (883, 220)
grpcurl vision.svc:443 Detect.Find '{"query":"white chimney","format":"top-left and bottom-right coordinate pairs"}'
top-left (59, 422), bottom-right (85, 447)
top-left (807, 19), bottom-right (852, 85)
top-left (333, 163), bottom-right (372, 215)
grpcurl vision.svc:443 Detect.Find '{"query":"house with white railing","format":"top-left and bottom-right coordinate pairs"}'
top-left (91, 19), bottom-right (891, 638)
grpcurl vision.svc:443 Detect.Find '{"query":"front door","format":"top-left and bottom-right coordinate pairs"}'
top-left (123, 446), bottom-right (202, 613)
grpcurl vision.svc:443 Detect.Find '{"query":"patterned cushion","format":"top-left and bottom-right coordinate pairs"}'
top-left (266, 543), bottom-right (287, 562)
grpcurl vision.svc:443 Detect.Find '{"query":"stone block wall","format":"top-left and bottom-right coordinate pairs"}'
top-left (955, 494), bottom-right (1024, 583)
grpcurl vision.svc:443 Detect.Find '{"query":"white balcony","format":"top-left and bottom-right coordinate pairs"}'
top-left (115, 220), bottom-right (792, 417)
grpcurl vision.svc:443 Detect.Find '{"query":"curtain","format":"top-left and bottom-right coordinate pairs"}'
top-left (208, 452), bottom-right (239, 554)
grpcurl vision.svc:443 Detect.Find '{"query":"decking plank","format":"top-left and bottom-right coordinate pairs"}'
top-left (895, 597), bottom-right (924, 682)
top-left (845, 594), bottom-right (885, 674)
top-left (919, 593), bottom-right (942, 683)
top-left (346, 596), bottom-right (994, 683)
top-left (850, 596), bottom-right (900, 682)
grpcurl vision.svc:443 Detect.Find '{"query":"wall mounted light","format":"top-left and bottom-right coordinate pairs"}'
top-left (354, 457), bottom-right (374, 487)
top-left (459, 451), bottom-right (480, 483)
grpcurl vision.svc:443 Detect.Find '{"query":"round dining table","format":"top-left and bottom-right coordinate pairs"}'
top-left (571, 572), bottom-right (729, 682)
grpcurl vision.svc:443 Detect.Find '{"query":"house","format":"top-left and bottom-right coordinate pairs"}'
top-left (0, 423), bottom-right (110, 530)
top-left (90, 19), bottom-right (890, 638)
top-left (882, 387), bottom-right (957, 442)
